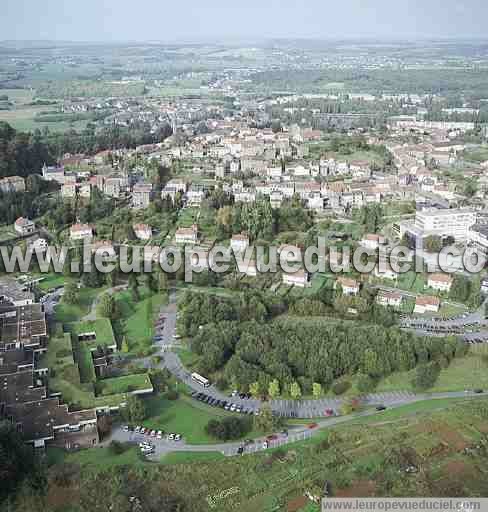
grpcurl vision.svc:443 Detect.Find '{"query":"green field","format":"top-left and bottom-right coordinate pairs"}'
top-left (96, 374), bottom-right (153, 396)
top-left (160, 451), bottom-right (225, 465)
top-left (55, 286), bottom-right (107, 324)
top-left (114, 289), bottom-right (167, 355)
top-left (142, 395), bottom-right (257, 445)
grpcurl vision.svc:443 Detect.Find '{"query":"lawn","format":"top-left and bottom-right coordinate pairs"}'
top-left (35, 273), bottom-right (69, 292)
top-left (160, 451), bottom-right (225, 465)
top-left (115, 289), bottom-right (166, 355)
top-left (376, 346), bottom-right (488, 393)
top-left (142, 395), bottom-right (250, 445)
top-left (65, 445), bottom-right (145, 470)
top-left (96, 374), bottom-right (153, 396)
top-left (70, 318), bottom-right (116, 348)
top-left (55, 286), bottom-right (106, 324)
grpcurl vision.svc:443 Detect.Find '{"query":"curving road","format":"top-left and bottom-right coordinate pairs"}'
top-left (149, 289), bottom-right (488, 420)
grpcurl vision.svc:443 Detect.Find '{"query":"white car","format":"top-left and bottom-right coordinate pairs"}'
top-left (174, 434), bottom-right (182, 441)
top-left (157, 430), bottom-right (163, 439)
top-left (230, 404), bottom-right (237, 412)
top-left (168, 433), bottom-right (175, 440)
top-left (135, 426), bottom-right (142, 433)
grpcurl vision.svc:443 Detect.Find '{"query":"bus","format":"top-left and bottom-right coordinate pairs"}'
top-left (191, 372), bottom-right (210, 388)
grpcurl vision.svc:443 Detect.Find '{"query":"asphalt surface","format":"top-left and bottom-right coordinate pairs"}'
top-left (108, 391), bottom-right (488, 458)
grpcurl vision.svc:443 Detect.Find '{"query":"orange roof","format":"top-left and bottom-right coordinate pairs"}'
top-left (416, 295), bottom-right (440, 306)
top-left (428, 273), bottom-right (453, 284)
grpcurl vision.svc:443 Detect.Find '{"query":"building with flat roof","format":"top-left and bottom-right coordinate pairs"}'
top-left (400, 208), bottom-right (478, 250)
top-left (0, 304), bottom-right (47, 351)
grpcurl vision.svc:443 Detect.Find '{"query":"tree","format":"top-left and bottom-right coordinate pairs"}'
top-left (97, 293), bottom-right (117, 320)
top-left (121, 336), bottom-right (130, 353)
top-left (0, 421), bottom-right (44, 504)
top-left (249, 381), bottom-right (261, 399)
top-left (357, 374), bottom-right (375, 393)
top-left (63, 281), bottom-right (79, 305)
top-left (340, 397), bottom-right (360, 415)
top-left (205, 417), bottom-right (252, 441)
top-left (157, 271), bottom-right (168, 293)
top-left (424, 235), bottom-right (443, 253)
top-left (290, 381), bottom-right (302, 400)
top-left (412, 363), bottom-right (440, 390)
top-left (122, 395), bottom-right (146, 424)
top-left (268, 379), bottom-right (280, 399)
top-left (145, 272), bottom-right (157, 293)
top-left (254, 404), bottom-right (281, 433)
top-left (312, 382), bottom-right (323, 399)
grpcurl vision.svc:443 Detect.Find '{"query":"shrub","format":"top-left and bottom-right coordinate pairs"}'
top-left (332, 381), bottom-right (351, 396)
top-left (356, 374), bottom-right (375, 393)
top-left (205, 417), bottom-right (252, 441)
top-left (108, 440), bottom-right (128, 455)
top-left (166, 389), bottom-right (179, 401)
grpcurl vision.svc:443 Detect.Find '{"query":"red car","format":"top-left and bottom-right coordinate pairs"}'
top-left (325, 409), bottom-right (334, 417)
top-left (308, 423), bottom-right (318, 430)
top-left (266, 434), bottom-right (278, 441)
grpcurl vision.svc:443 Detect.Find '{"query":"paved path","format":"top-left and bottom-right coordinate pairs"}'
top-left (83, 285), bottom-right (128, 321)
top-left (108, 391), bottom-right (488, 459)
top-left (142, 289), bottom-right (488, 420)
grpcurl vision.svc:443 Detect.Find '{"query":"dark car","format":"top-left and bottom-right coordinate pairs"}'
top-left (376, 405), bottom-right (387, 411)
top-left (474, 389), bottom-right (484, 394)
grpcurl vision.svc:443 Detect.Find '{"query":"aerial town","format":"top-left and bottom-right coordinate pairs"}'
top-left (2, 3), bottom-right (488, 511)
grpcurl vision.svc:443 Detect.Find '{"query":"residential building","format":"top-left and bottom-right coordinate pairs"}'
top-left (414, 295), bottom-right (441, 314)
top-left (14, 217), bottom-right (35, 236)
top-left (360, 234), bottom-right (383, 251)
top-left (132, 183), bottom-right (152, 209)
top-left (0, 176), bottom-right (25, 194)
top-left (70, 224), bottom-right (93, 241)
top-left (376, 291), bottom-right (403, 308)
top-left (175, 224), bottom-right (199, 245)
top-left (427, 273), bottom-right (453, 293)
top-left (335, 277), bottom-right (360, 296)
top-left (282, 269), bottom-right (311, 288)
top-left (0, 278), bottom-right (35, 308)
top-left (133, 223), bottom-right (152, 241)
top-left (230, 234), bottom-right (249, 253)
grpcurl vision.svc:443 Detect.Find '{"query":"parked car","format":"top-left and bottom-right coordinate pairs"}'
top-left (376, 405), bottom-right (387, 411)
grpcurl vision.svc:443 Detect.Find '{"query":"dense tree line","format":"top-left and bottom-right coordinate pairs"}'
top-left (179, 292), bottom-right (466, 395)
top-left (0, 120), bottom-right (173, 181)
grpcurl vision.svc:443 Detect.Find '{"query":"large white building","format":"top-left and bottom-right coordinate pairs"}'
top-left (400, 208), bottom-right (478, 249)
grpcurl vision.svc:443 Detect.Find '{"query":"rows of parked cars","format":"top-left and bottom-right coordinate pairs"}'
top-left (123, 425), bottom-right (182, 441)
top-left (191, 391), bottom-right (255, 414)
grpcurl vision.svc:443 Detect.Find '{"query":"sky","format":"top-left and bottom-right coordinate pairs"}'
top-left (2, 0), bottom-right (487, 42)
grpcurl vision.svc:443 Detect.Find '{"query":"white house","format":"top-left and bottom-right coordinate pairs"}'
top-left (70, 223), bottom-right (93, 241)
top-left (282, 269), bottom-right (311, 288)
top-left (335, 277), bottom-right (360, 296)
top-left (175, 224), bottom-right (199, 245)
top-left (230, 234), bottom-right (249, 253)
top-left (14, 217), bottom-right (35, 236)
top-left (376, 291), bottom-right (403, 308)
top-left (427, 273), bottom-right (453, 293)
top-left (133, 223), bottom-right (152, 241)
top-left (414, 295), bottom-right (440, 314)
top-left (360, 234), bottom-right (383, 251)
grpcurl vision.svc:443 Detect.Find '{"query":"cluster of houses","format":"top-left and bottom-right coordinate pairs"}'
top-left (0, 277), bottom-right (99, 450)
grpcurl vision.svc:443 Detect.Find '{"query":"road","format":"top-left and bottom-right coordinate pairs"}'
top-left (146, 289), bottom-right (488, 420)
top-left (108, 391), bottom-right (488, 459)
top-left (83, 285), bottom-right (128, 321)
